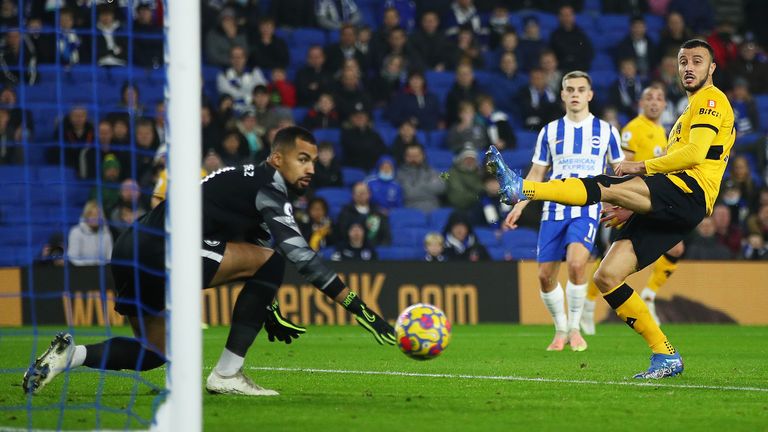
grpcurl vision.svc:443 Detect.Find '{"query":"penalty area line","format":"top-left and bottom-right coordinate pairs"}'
top-left (248, 366), bottom-right (768, 393)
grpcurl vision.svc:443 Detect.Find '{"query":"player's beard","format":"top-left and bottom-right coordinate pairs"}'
top-left (680, 72), bottom-right (708, 93)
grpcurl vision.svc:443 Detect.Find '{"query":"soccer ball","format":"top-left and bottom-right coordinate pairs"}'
top-left (395, 303), bottom-right (451, 360)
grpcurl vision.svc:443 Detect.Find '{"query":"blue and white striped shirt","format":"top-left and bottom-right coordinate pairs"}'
top-left (531, 114), bottom-right (624, 221)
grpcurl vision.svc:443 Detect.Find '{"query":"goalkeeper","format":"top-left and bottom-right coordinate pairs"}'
top-left (24, 126), bottom-right (395, 396)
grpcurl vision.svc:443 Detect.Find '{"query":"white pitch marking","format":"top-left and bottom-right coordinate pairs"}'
top-left (248, 366), bottom-right (768, 393)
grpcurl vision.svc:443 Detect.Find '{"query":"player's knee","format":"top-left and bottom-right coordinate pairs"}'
top-left (537, 269), bottom-right (557, 291)
top-left (566, 261), bottom-right (587, 281)
top-left (668, 242), bottom-right (685, 258)
top-left (250, 251), bottom-right (285, 295)
top-left (593, 266), bottom-right (620, 292)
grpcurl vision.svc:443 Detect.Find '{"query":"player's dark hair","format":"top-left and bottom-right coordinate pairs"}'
top-left (272, 126), bottom-right (316, 153)
top-left (680, 39), bottom-right (715, 62)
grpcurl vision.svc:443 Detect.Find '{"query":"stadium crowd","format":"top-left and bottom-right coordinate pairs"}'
top-left (0, 0), bottom-right (767, 265)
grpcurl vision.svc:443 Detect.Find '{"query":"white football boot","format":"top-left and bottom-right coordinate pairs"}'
top-left (23, 332), bottom-right (75, 394)
top-left (206, 369), bottom-right (279, 396)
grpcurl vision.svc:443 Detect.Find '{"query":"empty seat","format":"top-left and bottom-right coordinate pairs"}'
top-left (341, 167), bottom-right (367, 186)
top-left (474, 227), bottom-right (500, 247)
top-left (388, 207), bottom-right (428, 229)
top-left (425, 148), bottom-right (454, 172)
top-left (501, 228), bottom-right (539, 248)
top-left (428, 207), bottom-right (453, 231)
top-left (376, 246), bottom-right (422, 260)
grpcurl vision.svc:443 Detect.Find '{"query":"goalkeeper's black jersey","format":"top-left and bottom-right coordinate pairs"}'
top-left (176, 162), bottom-right (337, 290)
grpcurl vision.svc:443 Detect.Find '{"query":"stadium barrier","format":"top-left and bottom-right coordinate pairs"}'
top-left (2, 261), bottom-right (767, 327)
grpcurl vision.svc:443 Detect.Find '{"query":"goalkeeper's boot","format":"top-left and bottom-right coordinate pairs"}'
top-left (568, 329), bottom-right (588, 352)
top-left (633, 352), bottom-right (684, 379)
top-left (580, 299), bottom-right (596, 335)
top-left (546, 331), bottom-right (568, 351)
top-left (206, 369), bottom-right (279, 396)
top-left (23, 332), bottom-right (74, 394)
top-left (485, 145), bottom-right (524, 205)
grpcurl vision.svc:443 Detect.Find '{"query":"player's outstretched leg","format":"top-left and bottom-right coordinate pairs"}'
top-left (23, 333), bottom-right (74, 394)
top-left (485, 146), bottom-right (524, 204)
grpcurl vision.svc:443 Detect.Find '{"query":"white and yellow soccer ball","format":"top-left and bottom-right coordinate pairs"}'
top-left (395, 303), bottom-right (451, 360)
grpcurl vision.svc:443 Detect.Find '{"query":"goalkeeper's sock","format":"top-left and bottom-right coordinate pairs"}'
top-left (540, 284), bottom-right (568, 333)
top-left (223, 253), bottom-right (285, 357)
top-left (83, 337), bottom-right (166, 371)
top-left (603, 282), bottom-right (675, 355)
top-left (214, 348), bottom-right (245, 377)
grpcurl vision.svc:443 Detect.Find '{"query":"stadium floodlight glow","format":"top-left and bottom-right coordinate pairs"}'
top-left (155, 1), bottom-right (202, 430)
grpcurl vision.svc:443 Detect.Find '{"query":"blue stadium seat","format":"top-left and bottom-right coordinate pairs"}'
top-left (289, 46), bottom-right (310, 66)
top-left (292, 107), bottom-right (308, 123)
top-left (326, 29), bottom-right (340, 44)
top-left (575, 13), bottom-right (594, 30)
top-left (760, 112), bottom-right (768, 132)
top-left (275, 28), bottom-right (293, 46)
top-left (378, 124), bottom-right (398, 147)
top-left (755, 94), bottom-right (768, 112)
top-left (501, 149), bottom-right (534, 170)
top-left (427, 129), bottom-right (446, 148)
top-left (428, 207), bottom-right (453, 231)
top-left (313, 187), bottom-right (351, 218)
top-left (507, 246), bottom-right (537, 260)
top-left (589, 70), bottom-right (618, 91)
top-left (593, 30), bottom-right (627, 50)
top-left (341, 167), bottom-right (367, 186)
top-left (377, 246), bottom-right (422, 260)
top-left (313, 128), bottom-right (342, 158)
top-left (644, 14), bottom-right (665, 37)
top-left (474, 227), bottom-right (500, 247)
top-left (584, 0), bottom-right (602, 12)
top-left (0, 166), bottom-right (36, 182)
top-left (488, 247), bottom-right (511, 261)
top-left (292, 28), bottom-right (326, 47)
top-left (599, 14), bottom-right (630, 33)
top-left (425, 148), bottom-right (454, 172)
top-left (501, 228), bottom-right (538, 248)
top-left (591, 52), bottom-right (615, 71)
top-left (392, 227), bottom-right (429, 247)
top-left (388, 207), bottom-right (428, 229)
top-left (425, 71), bottom-right (455, 105)
top-left (514, 131), bottom-right (539, 151)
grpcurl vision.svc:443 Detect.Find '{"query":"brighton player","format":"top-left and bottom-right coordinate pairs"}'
top-left (23, 126), bottom-right (396, 396)
top-left (503, 70), bottom-right (624, 352)
top-left (581, 84), bottom-right (679, 333)
top-left (489, 39), bottom-right (734, 378)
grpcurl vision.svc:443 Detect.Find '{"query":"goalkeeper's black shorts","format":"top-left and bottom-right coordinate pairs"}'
top-left (111, 201), bottom-right (225, 317)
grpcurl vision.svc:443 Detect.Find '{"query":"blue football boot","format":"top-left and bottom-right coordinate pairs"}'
top-left (633, 352), bottom-right (684, 379)
top-left (485, 145), bottom-right (524, 204)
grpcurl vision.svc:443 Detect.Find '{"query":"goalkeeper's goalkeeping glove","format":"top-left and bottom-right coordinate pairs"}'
top-left (264, 300), bottom-right (306, 344)
top-left (341, 291), bottom-right (396, 346)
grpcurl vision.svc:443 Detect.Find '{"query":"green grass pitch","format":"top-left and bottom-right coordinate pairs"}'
top-left (1, 324), bottom-right (767, 431)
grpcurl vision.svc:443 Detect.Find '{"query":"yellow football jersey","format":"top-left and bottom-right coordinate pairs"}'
top-left (645, 84), bottom-right (735, 215)
top-left (620, 115), bottom-right (667, 162)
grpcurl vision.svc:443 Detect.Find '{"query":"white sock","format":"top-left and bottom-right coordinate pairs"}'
top-left (583, 298), bottom-right (596, 315)
top-left (566, 281), bottom-right (588, 331)
top-left (214, 348), bottom-right (245, 377)
top-left (70, 345), bottom-right (87, 368)
top-left (641, 287), bottom-right (656, 302)
top-left (540, 284), bottom-right (567, 333)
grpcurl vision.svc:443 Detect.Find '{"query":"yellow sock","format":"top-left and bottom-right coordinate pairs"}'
top-left (522, 178), bottom-right (588, 205)
top-left (603, 283), bottom-right (675, 355)
top-left (586, 259), bottom-right (602, 301)
top-left (646, 253), bottom-right (679, 293)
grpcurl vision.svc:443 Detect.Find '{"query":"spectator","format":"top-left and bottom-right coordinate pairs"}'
top-left (747, 204), bottom-right (768, 241)
top-left (249, 16), bottom-right (289, 70)
top-left (269, 0), bottom-right (316, 28)
top-left (303, 93), bottom-right (341, 130)
top-left (370, 7), bottom-right (402, 67)
top-left (340, 106), bottom-right (387, 172)
top-left (205, 7), bottom-right (248, 68)
top-left (216, 45), bottom-right (267, 113)
top-left (729, 40), bottom-right (768, 94)
top-left (78, 119), bottom-right (115, 180)
top-left (252, 84), bottom-right (294, 132)
top-left (67, 200), bottom-right (113, 266)
top-left (0, 29), bottom-right (38, 85)
top-left (609, 58), bottom-right (645, 118)
top-left (295, 46), bottom-right (334, 106)
top-left (719, 178), bottom-right (750, 228)
top-left (370, 54), bottom-right (407, 105)
top-left (38, 8), bottom-right (84, 66)
top-left (726, 156), bottom-right (759, 211)
top-left (355, 25), bottom-right (375, 72)
top-left (615, 15), bottom-right (660, 79)
top-left (707, 20), bottom-right (740, 73)
top-left (489, 29), bottom-right (519, 74)
top-left (549, 5), bottom-right (593, 72)
top-left (375, 26), bottom-right (422, 72)
top-left (202, 149), bottom-right (224, 174)
top-left (88, 154), bottom-right (122, 218)
top-left (518, 15), bottom-right (546, 73)
top-left (331, 222), bottom-right (377, 261)
top-left (686, 217), bottom-right (733, 260)
top-left (111, 117), bottom-right (130, 145)
top-left (743, 233), bottom-right (768, 260)
top-left (450, 25), bottom-right (485, 70)
top-left (312, 141), bottom-right (343, 188)
top-left (487, 5), bottom-right (512, 50)
top-left (654, 54), bottom-right (687, 129)
top-left (366, 155), bottom-right (403, 210)
top-left (217, 131), bottom-right (250, 166)
top-left (333, 65), bottom-right (372, 122)
top-left (132, 119), bottom-right (160, 187)
top-left (409, 11), bottom-right (450, 71)
top-left (109, 202), bottom-right (143, 240)
top-left (109, 178), bottom-right (148, 223)
top-left (445, 62), bottom-right (482, 127)
top-left (442, 211), bottom-right (490, 261)
top-left (38, 232), bottom-right (65, 267)
top-left (443, 0), bottom-right (487, 39)
top-left (236, 109), bottom-right (268, 163)
top-left (336, 181), bottom-right (392, 246)
top-left (0, 108), bottom-right (22, 164)
top-left (446, 101), bottom-right (489, 153)
top-left (386, 70), bottom-right (441, 131)
top-left (424, 232), bottom-right (447, 262)
top-left (396, 142), bottom-right (445, 212)
top-left (267, 68), bottom-right (297, 107)
top-left (133, 2), bottom-right (163, 68)
top-left (493, 52), bottom-right (528, 116)
top-left (316, 0), bottom-right (362, 30)
top-left (477, 94), bottom-right (515, 151)
top-left (712, 203), bottom-right (743, 256)
top-left (539, 49), bottom-right (562, 95)
top-left (201, 105), bottom-right (223, 156)
top-left (658, 12), bottom-right (692, 58)
top-left (472, 174), bottom-right (511, 228)
top-left (391, 119), bottom-right (425, 165)
top-left (668, 0), bottom-right (714, 35)
top-left (444, 146), bottom-right (484, 211)
top-left (299, 197), bottom-right (334, 251)
top-left (111, 82), bottom-right (144, 121)
top-left (0, 0), bottom-right (19, 27)
top-left (94, 4), bottom-right (127, 66)
top-left (48, 106), bottom-right (94, 168)
top-left (518, 68), bottom-right (561, 132)
top-left (730, 78), bottom-right (760, 139)
top-left (324, 24), bottom-right (366, 75)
